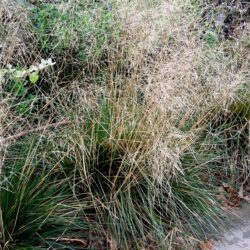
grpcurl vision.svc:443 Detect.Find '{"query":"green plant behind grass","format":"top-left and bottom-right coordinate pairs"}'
top-left (31, 2), bottom-right (121, 64)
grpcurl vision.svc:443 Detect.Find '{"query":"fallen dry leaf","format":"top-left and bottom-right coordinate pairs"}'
top-left (199, 239), bottom-right (213, 250)
top-left (218, 183), bottom-right (241, 207)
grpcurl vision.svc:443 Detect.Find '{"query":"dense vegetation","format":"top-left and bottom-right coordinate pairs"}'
top-left (0, 0), bottom-right (249, 249)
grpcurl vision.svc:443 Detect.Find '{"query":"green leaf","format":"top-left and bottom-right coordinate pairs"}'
top-left (203, 31), bottom-right (218, 46)
top-left (12, 81), bottom-right (28, 97)
top-left (28, 94), bottom-right (38, 103)
top-left (16, 102), bottom-right (29, 114)
top-left (29, 72), bottom-right (39, 84)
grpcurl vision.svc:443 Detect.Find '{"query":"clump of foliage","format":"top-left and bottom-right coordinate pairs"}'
top-left (45, 88), bottom-right (225, 249)
top-left (0, 138), bottom-right (81, 249)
